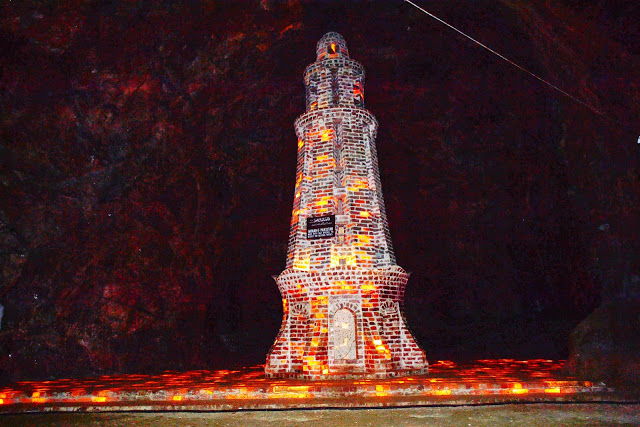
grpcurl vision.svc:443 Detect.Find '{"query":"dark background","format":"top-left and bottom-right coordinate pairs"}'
top-left (1, 0), bottom-right (638, 381)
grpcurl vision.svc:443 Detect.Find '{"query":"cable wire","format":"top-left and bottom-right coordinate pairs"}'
top-left (404, 0), bottom-right (638, 137)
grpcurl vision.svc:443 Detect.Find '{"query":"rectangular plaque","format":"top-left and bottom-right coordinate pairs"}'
top-left (306, 215), bottom-right (335, 240)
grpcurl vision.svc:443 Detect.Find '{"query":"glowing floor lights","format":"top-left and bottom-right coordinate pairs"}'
top-left (0, 360), bottom-right (609, 411)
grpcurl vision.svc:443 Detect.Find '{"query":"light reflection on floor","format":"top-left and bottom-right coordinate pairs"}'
top-left (0, 359), bottom-right (609, 411)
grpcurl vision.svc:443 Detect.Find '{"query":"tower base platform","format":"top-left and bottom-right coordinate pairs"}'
top-left (266, 266), bottom-right (428, 379)
top-left (0, 360), bottom-right (617, 413)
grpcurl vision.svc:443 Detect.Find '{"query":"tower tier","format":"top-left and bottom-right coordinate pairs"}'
top-left (266, 266), bottom-right (426, 379)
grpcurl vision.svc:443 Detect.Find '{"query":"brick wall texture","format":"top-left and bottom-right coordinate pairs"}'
top-left (266, 33), bottom-right (428, 379)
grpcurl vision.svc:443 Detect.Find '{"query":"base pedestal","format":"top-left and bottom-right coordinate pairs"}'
top-left (266, 265), bottom-right (428, 379)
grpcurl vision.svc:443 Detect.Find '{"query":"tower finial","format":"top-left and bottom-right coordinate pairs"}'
top-left (316, 32), bottom-right (349, 60)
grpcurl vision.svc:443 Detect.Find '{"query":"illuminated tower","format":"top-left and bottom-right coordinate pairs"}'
top-left (266, 33), bottom-right (428, 379)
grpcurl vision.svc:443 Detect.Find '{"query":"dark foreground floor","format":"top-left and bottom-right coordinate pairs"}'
top-left (1, 404), bottom-right (639, 426)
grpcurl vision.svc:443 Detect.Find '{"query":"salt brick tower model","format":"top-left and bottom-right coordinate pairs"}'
top-left (266, 33), bottom-right (428, 379)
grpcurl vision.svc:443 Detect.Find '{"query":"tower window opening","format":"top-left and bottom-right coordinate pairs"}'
top-left (331, 70), bottom-right (340, 106)
top-left (308, 75), bottom-right (319, 111)
top-left (328, 43), bottom-right (337, 56)
top-left (337, 195), bottom-right (346, 216)
top-left (354, 82), bottom-right (364, 107)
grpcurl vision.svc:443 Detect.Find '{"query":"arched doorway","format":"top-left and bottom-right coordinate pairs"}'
top-left (331, 308), bottom-right (357, 360)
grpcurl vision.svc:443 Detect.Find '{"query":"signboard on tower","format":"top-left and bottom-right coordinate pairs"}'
top-left (306, 215), bottom-right (335, 239)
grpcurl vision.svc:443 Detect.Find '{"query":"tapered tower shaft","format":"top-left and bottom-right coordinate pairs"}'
top-left (266, 32), bottom-right (427, 379)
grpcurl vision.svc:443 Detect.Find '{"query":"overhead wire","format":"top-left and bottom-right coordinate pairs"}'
top-left (403, 0), bottom-right (638, 140)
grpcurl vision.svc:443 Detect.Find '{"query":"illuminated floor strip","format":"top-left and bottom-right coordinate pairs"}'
top-left (0, 360), bottom-right (614, 412)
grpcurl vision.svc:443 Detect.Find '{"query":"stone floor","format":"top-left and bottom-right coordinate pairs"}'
top-left (0, 360), bottom-right (618, 413)
top-left (3, 404), bottom-right (640, 426)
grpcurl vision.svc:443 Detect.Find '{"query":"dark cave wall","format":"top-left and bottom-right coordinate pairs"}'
top-left (0, 0), bottom-right (638, 380)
